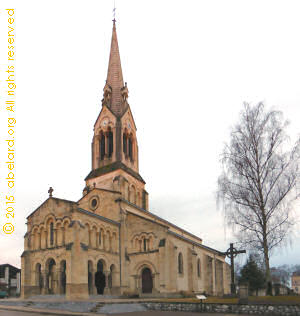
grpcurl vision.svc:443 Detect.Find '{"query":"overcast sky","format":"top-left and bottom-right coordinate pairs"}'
top-left (0, 0), bottom-right (299, 269)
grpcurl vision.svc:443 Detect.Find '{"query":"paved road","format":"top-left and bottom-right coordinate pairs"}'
top-left (0, 310), bottom-right (260, 316)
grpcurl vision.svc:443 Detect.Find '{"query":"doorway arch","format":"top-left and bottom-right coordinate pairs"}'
top-left (46, 258), bottom-right (56, 294)
top-left (88, 260), bottom-right (93, 295)
top-left (95, 259), bottom-right (106, 294)
top-left (60, 260), bottom-right (66, 295)
top-left (141, 267), bottom-right (153, 293)
top-left (35, 263), bottom-right (42, 294)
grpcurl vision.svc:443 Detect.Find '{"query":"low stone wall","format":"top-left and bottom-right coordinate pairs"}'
top-left (143, 302), bottom-right (300, 316)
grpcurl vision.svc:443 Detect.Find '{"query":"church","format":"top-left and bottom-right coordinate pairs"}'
top-left (21, 21), bottom-right (231, 299)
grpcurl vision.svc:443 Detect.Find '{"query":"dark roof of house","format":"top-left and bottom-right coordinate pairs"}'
top-left (0, 264), bottom-right (21, 272)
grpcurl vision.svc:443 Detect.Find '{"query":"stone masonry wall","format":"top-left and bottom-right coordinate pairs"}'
top-left (142, 302), bottom-right (300, 316)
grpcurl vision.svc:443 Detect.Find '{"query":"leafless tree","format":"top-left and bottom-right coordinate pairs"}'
top-left (218, 102), bottom-right (300, 294)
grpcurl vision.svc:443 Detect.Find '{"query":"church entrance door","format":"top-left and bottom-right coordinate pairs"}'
top-left (142, 268), bottom-right (153, 293)
top-left (46, 258), bottom-right (56, 294)
top-left (95, 260), bottom-right (106, 295)
top-left (60, 260), bottom-right (66, 295)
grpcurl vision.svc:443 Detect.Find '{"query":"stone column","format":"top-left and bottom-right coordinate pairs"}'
top-left (96, 232), bottom-right (99, 248)
top-left (103, 271), bottom-right (110, 294)
top-left (66, 221), bottom-right (89, 299)
top-left (44, 230), bottom-right (48, 249)
top-left (137, 275), bottom-right (142, 295)
top-left (56, 269), bottom-right (62, 294)
top-left (55, 229), bottom-right (58, 247)
top-left (105, 132), bottom-right (109, 159)
top-left (41, 270), bottom-right (48, 295)
top-left (62, 227), bottom-right (65, 246)
top-left (37, 232), bottom-right (41, 249)
top-left (91, 270), bottom-right (97, 295)
top-left (212, 256), bottom-right (216, 296)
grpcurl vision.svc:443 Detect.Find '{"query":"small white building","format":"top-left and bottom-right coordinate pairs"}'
top-left (0, 264), bottom-right (21, 296)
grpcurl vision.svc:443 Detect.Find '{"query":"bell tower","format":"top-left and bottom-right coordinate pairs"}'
top-left (84, 21), bottom-right (148, 210)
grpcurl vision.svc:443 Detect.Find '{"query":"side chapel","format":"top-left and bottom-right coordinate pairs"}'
top-left (21, 21), bottom-right (231, 299)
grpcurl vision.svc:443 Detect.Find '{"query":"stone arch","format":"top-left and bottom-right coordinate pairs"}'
top-left (178, 252), bottom-right (183, 274)
top-left (95, 259), bottom-right (106, 295)
top-left (197, 258), bottom-right (201, 278)
top-left (38, 225), bottom-right (47, 249)
top-left (108, 264), bottom-right (117, 290)
top-left (88, 260), bottom-right (94, 295)
top-left (141, 267), bottom-right (153, 293)
top-left (32, 226), bottom-right (39, 250)
top-left (85, 222), bottom-right (91, 246)
top-left (130, 185), bottom-right (136, 204)
top-left (135, 260), bottom-right (157, 275)
top-left (56, 221), bottom-right (63, 246)
top-left (119, 176), bottom-right (128, 200)
top-left (137, 191), bottom-right (141, 207)
top-left (91, 224), bottom-right (98, 248)
top-left (107, 126), bottom-right (113, 158)
top-left (127, 185), bottom-right (131, 202)
top-left (35, 263), bottom-right (43, 294)
top-left (123, 127), bottom-right (128, 157)
top-left (112, 232), bottom-right (117, 252)
top-left (44, 214), bottom-right (56, 227)
top-left (44, 215), bottom-right (56, 248)
top-left (99, 227), bottom-right (105, 249)
top-left (60, 260), bottom-right (67, 295)
top-left (45, 257), bottom-right (56, 294)
top-left (128, 132), bottom-right (134, 161)
top-left (105, 229), bottom-right (112, 251)
top-left (99, 129), bottom-right (106, 160)
top-left (62, 218), bottom-right (71, 246)
top-left (148, 235), bottom-right (154, 250)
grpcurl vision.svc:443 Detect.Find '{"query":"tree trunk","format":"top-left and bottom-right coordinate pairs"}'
top-left (263, 235), bottom-right (272, 295)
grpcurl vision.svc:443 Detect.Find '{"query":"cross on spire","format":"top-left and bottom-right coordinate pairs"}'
top-left (113, 0), bottom-right (116, 23)
top-left (48, 187), bottom-right (54, 197)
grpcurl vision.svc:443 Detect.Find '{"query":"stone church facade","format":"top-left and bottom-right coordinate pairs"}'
top-left (21, 21), bottom-right (231, 299)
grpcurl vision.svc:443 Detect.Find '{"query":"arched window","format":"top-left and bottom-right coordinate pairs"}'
top-left (50, 222), bottom-right (54, 246)
top-left (108, 130), bottom-right (113, 158)
top-left (178, 252), bottom-right (183, 274)
top-left (100, 132), bottom-right (105, 160)
top-left (99, 230), bottom-right (102, 245)
top-left (143, 238), bottom-right (147, 252)
top-left (128, 137), bottom-right (133, 160)
top-left (123, 133), bottom-right (127, 154)
top-left (197, 258), bottom-right (201, 277)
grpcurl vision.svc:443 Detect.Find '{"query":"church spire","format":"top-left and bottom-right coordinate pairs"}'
top-left (103, 20), bottom-right (128, 116)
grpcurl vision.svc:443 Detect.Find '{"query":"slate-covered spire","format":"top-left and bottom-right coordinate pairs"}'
top-left (103, 20), bottom-right (128, 116)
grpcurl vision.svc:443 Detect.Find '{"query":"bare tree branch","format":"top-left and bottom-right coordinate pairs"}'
top-left (217, 102), bottom-right (300, 294)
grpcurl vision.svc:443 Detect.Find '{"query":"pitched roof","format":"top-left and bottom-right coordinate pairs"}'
top-left (106, 21), bottom-right (125, 116)
top-left (85, 161), bottom-right (145, 183)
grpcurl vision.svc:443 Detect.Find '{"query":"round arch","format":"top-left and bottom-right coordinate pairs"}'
top-left (95, 259), bottom-right (106, 295)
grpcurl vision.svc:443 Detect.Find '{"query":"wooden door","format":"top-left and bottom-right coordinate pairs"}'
top-left (142, 268), bottom-right (153, 293)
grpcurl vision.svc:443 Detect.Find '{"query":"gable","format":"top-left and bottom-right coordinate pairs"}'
top-left (121, 106), bottom-right (137, 133)
top-left (26, 197), bottom-right (76, 231)
top-left (94, 105), bottom-right (117, 134)
top-left (77, 188), bottom-right (121, 223)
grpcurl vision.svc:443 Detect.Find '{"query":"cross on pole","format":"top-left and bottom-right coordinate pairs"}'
top-left (224, 243), bottom-right (246, 295)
